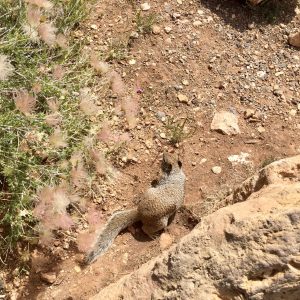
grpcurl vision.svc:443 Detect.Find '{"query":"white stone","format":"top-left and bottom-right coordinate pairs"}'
top-left (164, 26), bottom-right (172, 34)
top-left (212, 166), bottom-right (222, 174)
top-left (141, 3), bottom-right (151, 11)
top-left (160, 133), bottom-right (166, 139)
top-left (193, 20), bottom-right (202, 27)
top-left (228, 152), bottom-right (251, 166)
top-left (128, 59), bottom-right (136, 65)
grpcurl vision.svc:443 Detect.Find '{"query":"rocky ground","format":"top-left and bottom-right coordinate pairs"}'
top-left (2, 0), bottom-right (300, 299)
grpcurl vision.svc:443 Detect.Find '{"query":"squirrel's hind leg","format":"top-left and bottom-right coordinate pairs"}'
top-left (142, 216), bottom-right (169, 239)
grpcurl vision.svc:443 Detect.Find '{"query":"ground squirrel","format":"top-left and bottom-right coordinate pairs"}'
top-left (84, 152), bottom-right (186, 264)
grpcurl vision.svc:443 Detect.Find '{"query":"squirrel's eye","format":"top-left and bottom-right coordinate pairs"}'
top-left (178, 160), bottom-right (182, 168)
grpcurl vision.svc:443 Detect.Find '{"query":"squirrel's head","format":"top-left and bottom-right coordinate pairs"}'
top-left (162, 152), bottom-right (182, 174)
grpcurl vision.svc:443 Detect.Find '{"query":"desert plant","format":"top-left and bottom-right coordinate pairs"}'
top-left (135, 11), bottom-right (157, 34)
top-left (166, 117), bottom-right (196, 145)
top-left (106, 39), bottom-right (129, 61)
top-left (0, 0), bottom-right (98, 262)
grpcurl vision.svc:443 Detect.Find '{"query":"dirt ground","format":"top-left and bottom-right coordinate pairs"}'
top-left (7, 0), bottom-right (300, 299)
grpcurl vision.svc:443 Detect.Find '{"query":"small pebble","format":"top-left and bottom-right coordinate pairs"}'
top-left (40, 272), bottom-right (57, 284)
top-left (212, 166), bottom-right (222, 174)
top-left (74, 266), bottom-right (81, 273)
top-left (193, 20), bottom-right (202, 27)
top-left (159, 233), bottom-right (173, 250)
top-left (164, 26), bottom-right (172, 34)
top-left (141, 3), bottom-right (151, 11)
top-left (177, 93), bottom-right (189, 104)
top-left (128, 59), bottom-right (136, 65)
top-left (160, 132), bottom-right (166, 139)
top-left (152, 25), bottom-right (161, 35)
top-left (257, 126), bottom-right (265, 133)
top-left (200, 158), bottom-right (207, 164)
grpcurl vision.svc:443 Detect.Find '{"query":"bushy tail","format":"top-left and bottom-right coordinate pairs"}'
top-left (84, 208), bottom-right (139, 264)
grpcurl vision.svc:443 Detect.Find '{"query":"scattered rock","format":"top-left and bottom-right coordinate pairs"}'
top-left (244, 139), bottom-right (260, 144)
top-left (141, 3), bottom-right (151, 11)
top-left (145, 140), bottom-right (153, 149)
top-left (172, 13), bottom-right (181, 19)
top-left (128, 59), bottom-right (136, 65)
top-left (200, 158), bottom-right (207, 164)
top-left (156, 111), bottom-right (166, 121)
top-left (122, 253), bottom-right (129, 264)
top-left (193, 20), bottom-right (202, 27)
top-left (211, 166), bottom-right (222, 174)
top-left (257, 125), bottom-right (265, 133)
top-left (130, 31), bottom-right (139, 39)
top-left (164, 26), bottom-right (172, 34)
top-left (211, 111), bottom-right (240, 135)
top-left (248, 110), bottom-right (263, 122)
top-left (205, 16), bottom-right (213, 23)
top-left (152, 25), bottom-right (161, 35)
top-left (228, 152), bottom-right (251, 165)
top-left (74, 266), bottom-right (81, 273)
top-left (13, 278), bottom-right (20, 288)
top-left (40, 272), bottom-right (57, 284)
top-left (62, 242), bottom-right (69, 250)
top-left (248, 23), bottom-right (255, 29)
top-left (244, 109), bottom-right (255, 119)
top-left (160, 133), bottom-right (166, 139)
top-left (159, 233), bottom-right (173, 250)
top-left (256, 70), bottom-right (267, 79)
top-left (289, 31), bottom-right (300, 48)
top-left (177, 93), bottom-right (189, 104)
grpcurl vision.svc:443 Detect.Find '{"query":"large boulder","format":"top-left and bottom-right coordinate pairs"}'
top-left (91, 155), bottom-right (300, 300)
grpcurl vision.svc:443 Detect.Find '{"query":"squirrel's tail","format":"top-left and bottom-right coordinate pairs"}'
top-left (84, 208), bottom-right (139, 264)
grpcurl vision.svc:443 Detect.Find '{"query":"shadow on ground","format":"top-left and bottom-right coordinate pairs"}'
top-left (199, 0), bottom-right (298, 31)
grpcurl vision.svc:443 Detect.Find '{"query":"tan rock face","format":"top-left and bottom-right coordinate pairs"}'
top-left (92, 155), bottom-right (300, 300)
